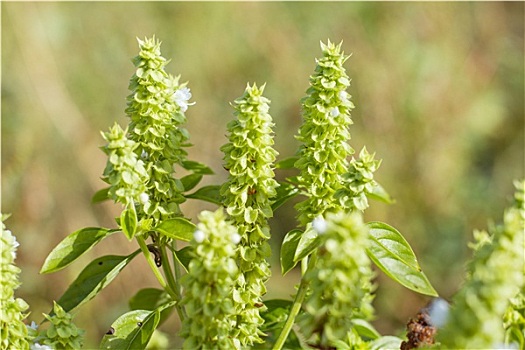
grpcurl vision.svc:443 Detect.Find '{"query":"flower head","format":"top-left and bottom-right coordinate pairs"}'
top-left (438, 181), bottom-right (525, 348)
top-left (299, 211), bottom-right (375, 348)
top-left (295, 40), bottom-right (355, 225)
top-left (335, 147), bottom-right (384, 212)
top-left (101, 123), bottom-right (149, 207)
top-left (220, 83), bottom-right (279, 346)
top-left (1, 215), bottom-right (33, 349)
top-left (38, 301), bottom-right (85, 350)
top-left (125, 36), bottom-right (194, 222)
top-left (180, 210), bottom-right (239, 349)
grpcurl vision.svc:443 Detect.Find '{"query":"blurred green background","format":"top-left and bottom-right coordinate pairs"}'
top-left (2, 2), bottom-right (523, 348)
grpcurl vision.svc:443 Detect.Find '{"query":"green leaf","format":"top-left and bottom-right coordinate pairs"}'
top-left (367, 222), bottom-right (438, 297)
top-left (185, 185), bottom-right (222, 205)
top-left (369, 336), bottom-right (403, 350)
top-left (92, 187), bottom-right (110, 203)
top-left (180, 174), bottom-right (203, 192)
top-left (100, 302), bottom-right (175, 350)
top-left (271, 182), bottom-right (299, 211)
top-left (155, 218), bottom-right (196, 242)
top-left (181, 160), bottom-right (214, 175)
top-left (280, 229), bottom-right (303, 275)
top-left (368, 182), bottom-right (394, 205)
top-left (352, 319), bottom-right (380, 340)
top-left (128, 288), bottom-right (174, 326)
top-left (56, 251), bottom-right (140, 314)
top-left (294, 226), bottom-right (320, 262)
top-left (260, 300), bottom-right (292, 331)
top-left (275, 156), bottom-right (299, 169)
top-left (121, 206), bottom-right (138, 241)
top-left (40, 227), bottom-right (118, 274)
top-left (173, 246), bottom-right (192, 272)
top-left (264, 299), bottom-right (293, 311)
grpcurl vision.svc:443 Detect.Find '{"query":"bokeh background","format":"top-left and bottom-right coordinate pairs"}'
top-left (2, 2), bottom-right (524, 348)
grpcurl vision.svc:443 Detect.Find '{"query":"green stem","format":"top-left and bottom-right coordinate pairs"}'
top-left (171, 240), bottom-right (184, 301)
top-left (272, 254), bottom-right (317, 350)
top-left (136, 235), bottom-right (177, 300)
top-left (272, 278), bottom-right (309, 350)
top-left (160, 244), bottom-right (186, 321)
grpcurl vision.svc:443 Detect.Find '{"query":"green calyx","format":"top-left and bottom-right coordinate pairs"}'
top-left (295, 40), bottom-right (356, 225)
top-left (37, 302), bottom-right (85, 350)
top-left (101, 123), bottom-right (149, 208)
top-left (180, 209), bottom-right (240, 350)
top-left (220, 83), bottom-right (279, 346)
top-left (1, 216), bottom-right (31, 350)
top-left (125, 36), bottom-right (193, 221)
top-left (438, 180), bottom-right (525, 348)
top-left (335, 147), bottom-right (382, 212)
top-left (298, 212), bottom-right (375, 348)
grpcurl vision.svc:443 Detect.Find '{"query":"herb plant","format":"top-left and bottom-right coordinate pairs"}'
top-left (1, 36), bottom-right (523, 350)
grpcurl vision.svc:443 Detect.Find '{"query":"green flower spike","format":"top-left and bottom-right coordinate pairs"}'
top-left (298, 212), bottom-right (375, 348)
top-left (503, 291), bottom-right (525, 349)
top-left (220, 83), bottom-right (279, 346)
top-left (101, 123), bottom-right (149, 208)
top-left (335, 147), bottom-right (382, 212)
top-left (180, 210), bottom-right (241, 350)
top-left (125, 36), bottom-right (194, 221)
top-left (1, 215), bottom-right (31, 350)
top-left (438, 180), bottom-right (525, 349)
top-left (295, 40), bottom-right (356, 225)
top-left (37, 302), bottom-right (84, 350)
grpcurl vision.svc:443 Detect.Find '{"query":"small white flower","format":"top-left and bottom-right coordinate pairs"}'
top-left (27, 321), bottom-right (38, 330)
top-left (427, 298), bottom-right (449, 328)
top-left (193, 229), bottom-right (206, 243)
top-left (329, 107), bottom-right (340, 117)
top-left (9, 233), bottom-right (19, 260)
top-left (12, 236), bottom-right (19, 249)
top-left (172, 87), bottom-right (194, 112)
top-left (139, 192), bottom-right (149, 204)
top-left (231, 232), bottom-right (242, 245)
top-left (312, 216), bottom-right (328, 234)
top-left (325, 238), bottom-right (338, 252)
top-left (141, 150), bottom-right (149, 159)
top-left (31, 343), bottom-right (52, 350)
top-left (338, 90), bottom-right (349, 101)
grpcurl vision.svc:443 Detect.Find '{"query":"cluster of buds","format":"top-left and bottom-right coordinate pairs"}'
top-left (220, 83), bottom-right (279, 346)
top-left (101, 123), bottom-right (148, 208)
top-left (438, 181), bottom-right (525, 348)
top-left (1, 215), bottom-right (31, 350)
top-left (124, 36), bottom-right (194, 221)
top-left (336, 147), bottom-right (382, 211)
top-left (298, 212), bottom-right (375, 348)
top-left (179, 210), bottom-right (241, 349)
top-left (32, 302), bottom-right (84, 350)
top-left (294, 40), bottom-right (356, 225)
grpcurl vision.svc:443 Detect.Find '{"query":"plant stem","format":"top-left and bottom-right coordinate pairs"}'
top-left (136, 235), bottom-right (177, 300)
top-left (272, 278), bottom-right (309, 350)
top-left (272, 254), bottom-right (316, 350)
top-left (171, 240), bottom-right (184, 300)
top-left (160, 244), bottom-right (186, 321)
